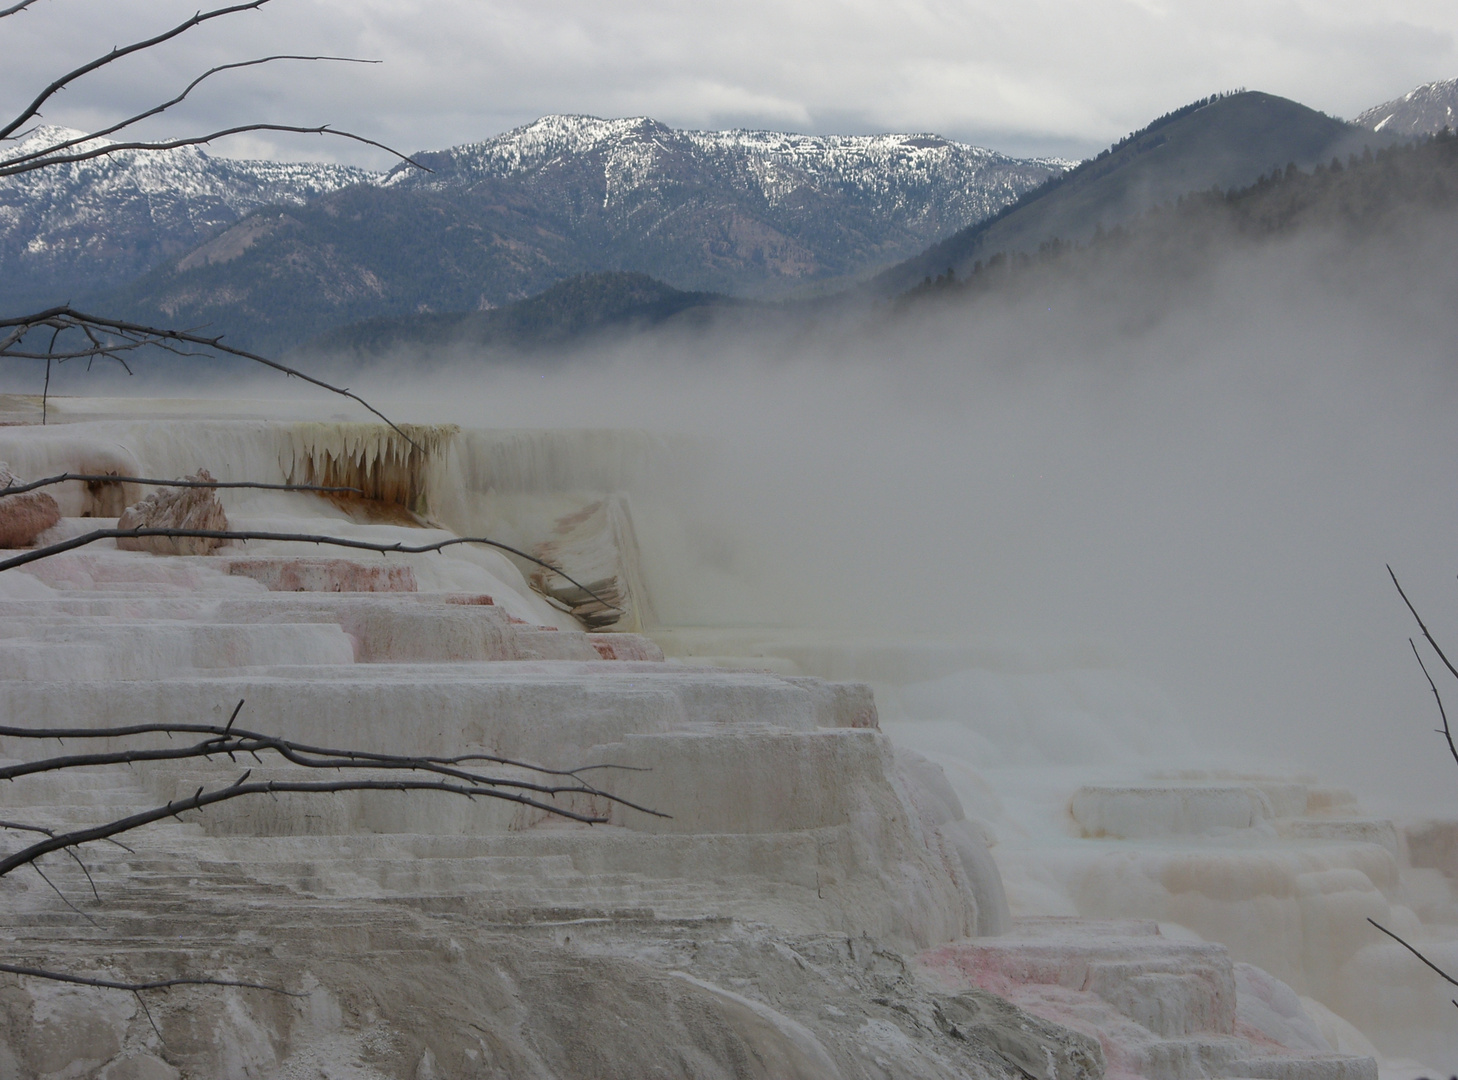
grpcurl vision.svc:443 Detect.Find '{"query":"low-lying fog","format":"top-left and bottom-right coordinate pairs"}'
top-left (16, 210), bottom-right (1458, 813)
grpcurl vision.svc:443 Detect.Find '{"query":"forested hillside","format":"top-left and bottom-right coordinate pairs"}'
top-left (878, 92), bottom-right (1398, 294)
top-left (301, 271), bottom-right (729, 359)
top-left (901, 130), bottom-right (1458, 313)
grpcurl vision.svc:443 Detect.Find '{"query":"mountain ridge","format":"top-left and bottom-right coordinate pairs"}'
top-left (1355, 77), bottom-right (1458, 136)
top-left (300, 269), bottom-right (732, 359)
top-left (874, 91), bottom-right (1396, 294)
top-left (0, 126), bottom-right (371, 310)
top-left (83, 116), bottom-right (1067, 352)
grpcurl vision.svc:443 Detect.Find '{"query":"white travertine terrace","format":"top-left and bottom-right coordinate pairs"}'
top-left (0, 396), bottom-right (1450, 1078)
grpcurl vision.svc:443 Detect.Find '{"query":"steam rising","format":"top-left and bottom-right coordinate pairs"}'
top-left (15, 207), bottom-right (1458, 811)
top-left (416, 210), bottom-right (1458, 811)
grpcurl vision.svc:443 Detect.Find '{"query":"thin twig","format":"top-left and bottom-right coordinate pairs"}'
top-left (0, 961), bottom-right (304, 996)
top-left (1389, 566), bottom-right (1458, 684)
top-left (0, 776), bottom-right (622, 880)
top-left (0, 820), bottom-right (53, 835)
top-left (0, 723), bottom-right (661, 816)
top-left (29, 861), bottom-right (99, 926)
top-left (0, 122), bottom-right (427, 178)
top-left (0, 819), bottom-right (132, 854)
top-left (0, 1), bottom-right (46, 20)
top-left (62, 847), bottom-right (100, 902)
top-left (0, 474), bottom-right (362, 498)
top-left (40, 323), bottom-right (60, 424)
top-left (0, 56), bottom-right (382, 170)
top-left (1408, 638), bottom-right (1458, 769)
top-left (0, 527), bottom-right (623, 615)
top-left (0, 307), bottom-right (421, 448)
top-left (133, 990), bottom-right (162, 1040)
top-left (0, 722), bottom-right (651, 780)
top-left (0, 2), bottom-right (273, 142)
top-left (1368, 918), bottom-right (1458, 988)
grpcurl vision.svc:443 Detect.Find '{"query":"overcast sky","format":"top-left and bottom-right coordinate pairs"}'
top-left (4, 0), bottom-right (1455, 166)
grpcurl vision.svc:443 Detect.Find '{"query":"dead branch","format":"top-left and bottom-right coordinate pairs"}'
top-left (1389, 566), bottom-right (1458, 684)
top-left (0, 725), bottom-right (659, 815)
top-left (1, 306), bottom-right (421, 448)
top-left (1386, 569), bottom-right (1458, 1013)
top-left (0, 55), bottom-right (396, 174)
top-left (0, 715), bottom-right (644, 786)
top-left (1408, 638), bottom-right (1458, 770)
top-left (0, 1), bottom-right (45, 20)
top-left (0, 961), bottom-right (304, 997)
top-left (0, 526), bottom-right (624, 615)
top-left (1367, 919), bottom-right (1458, 1007)
top-left (0, 775), bottom-right (621, 882)
top-left (0, 3), bottom-right (430, 175)
top-left (0, 707), bottom-right (661, 991)
top-left (0, 704), bottom-right (667, 874)
top-left (29, 858), bottom-right (97, 921)
top-left (0, 122), bottom-right (426, 179)
top-left (0, 2), bottom-right (273, 142)
top-left (0, 473), bottom-right (361, 498)
top-left (1391, 567), bottom-right (1458, 768)
top-left (0, 819), bottom-right (132, 854)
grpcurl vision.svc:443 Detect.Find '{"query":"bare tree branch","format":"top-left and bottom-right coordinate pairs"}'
top-left (0, 961), bottom-right (305, 997)
top-left (0, 473), bottom-right (362, 498)
top-left (1368, 918), bottom-right (1458, 996)
top-left (0, 775), bottom-right (622, 881)
top-left (1385, 577), bottom-right (1458, 1013)
top-left (0, 55), bottom-right (384, 171)
top-left (0, 122), bottom-right (427, 178)
top-left (1408, 638), bottom-right (1458, 770)
top-left (0, 1), bottom-right (45, 19)
top-left (1389, 565), bottom-right (1458, 684)
top-left (0, 527), bottom-right (624, 615)
top-left (0, 718), bottom-right (639, 785)
top-left (30, 860), bottom-right (99, 924)
top-left (0, 720), bottom-right (660, 827)
top-left (62, 847), bottom-right (99, 901)
top-left (0, 307), bottom-right (420, 448)
top-left (0, 698), bottom-right (664, 834)
top-left (0, 1), bottom-right (273, 142)
top-left (0, 819), bottom-right (133, 854)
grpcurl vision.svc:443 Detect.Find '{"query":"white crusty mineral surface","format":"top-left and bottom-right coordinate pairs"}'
top-left (115, 468), bottom-right (230, 556)
top-left (0, 397), bottom-right (1447, 1078)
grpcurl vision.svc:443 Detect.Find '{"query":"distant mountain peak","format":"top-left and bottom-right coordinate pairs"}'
top-left (1, 124), bottom-right (375, 192)
top-left (383, 114), bottom-right (1071, 190)
top-left (874, 90), bottom-right (1388, 295)
top-left (1354, 78), bottom-right (1458, 135)
top-left (2, 114), bottom-right (1069, 350)
top-left (0, 125), bottom-right (375, 308)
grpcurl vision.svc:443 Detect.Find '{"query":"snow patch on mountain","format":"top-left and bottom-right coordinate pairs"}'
top-left (0, 118), bottom-right (1069, 313)
top-left (0, 127), bottom-right (373, 304)
top-left (385, 114), bottom-right (1071, 224)
top-left (1354, 78), bottom-right (1458, 136)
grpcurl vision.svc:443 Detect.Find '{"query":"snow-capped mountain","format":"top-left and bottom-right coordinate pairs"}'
top-left (1, 116), bottom-right (1069, 350)
top-left (386, 114), bottom-right (1066, 246)
top-left (0, 126), bottom-right (372, 308)
top-left (1354, 78), bottom-right (1458, 136)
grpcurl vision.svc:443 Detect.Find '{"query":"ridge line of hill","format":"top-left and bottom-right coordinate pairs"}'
top-left (871, 90), bottom-right (1401, 296)
top-left (293, 127), bottom-right (1458, 363)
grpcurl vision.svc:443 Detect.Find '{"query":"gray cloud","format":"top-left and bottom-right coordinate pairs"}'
top-left (0, 0), bottom-right (1454, 166)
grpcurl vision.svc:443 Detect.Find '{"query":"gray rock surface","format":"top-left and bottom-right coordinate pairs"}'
top-left (0, 464), bottom-right (60, 548)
